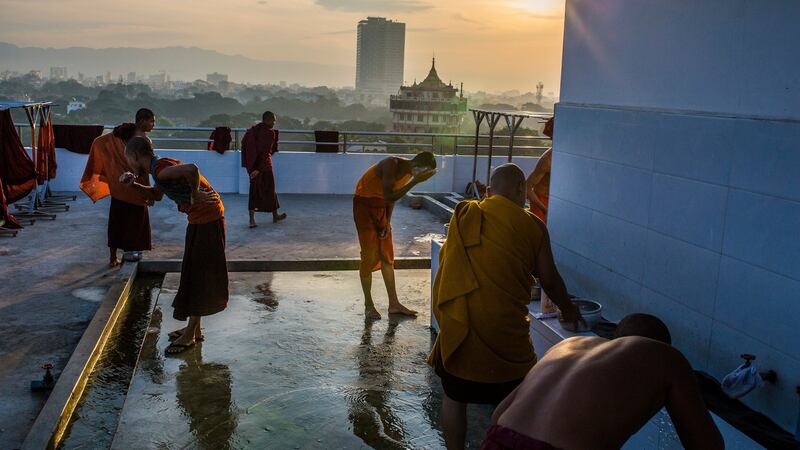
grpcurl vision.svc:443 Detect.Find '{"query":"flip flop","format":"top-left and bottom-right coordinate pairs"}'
top-left (165, 341), bottom-right (196, 355)
top-left (168, 330), bottom-right (204, 342)
top-left (249, 223), bottom-right (258, 228)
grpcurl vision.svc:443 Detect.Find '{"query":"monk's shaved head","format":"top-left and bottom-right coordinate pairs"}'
top-left (488, 163), bottom-right (527, 206)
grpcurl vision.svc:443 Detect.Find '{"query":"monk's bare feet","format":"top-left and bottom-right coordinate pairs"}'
top-left (388, 303), bottom-right (418, 317)
top-left (249, 221), bottom-right (257, 228)
top-left (109, 258), bottom-right (121, 268)
top-left (273, 213), bottom-right (287, 223)
top-left (365, 305), bottom-right (382, 320)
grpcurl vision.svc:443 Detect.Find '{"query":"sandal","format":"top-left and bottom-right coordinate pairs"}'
top-left (168, 330), bottom-right (204, 342)
top-left (165, 341), bottom-right (196, 355)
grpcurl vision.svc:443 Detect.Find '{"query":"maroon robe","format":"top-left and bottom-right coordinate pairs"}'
top-left (242, 123), bottom-right (280, 212)
top-left (0, 110), bottom-right (36, 205)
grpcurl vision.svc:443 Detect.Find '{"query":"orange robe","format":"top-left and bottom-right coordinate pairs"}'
top-left (79, 133), bottom-right (153, 205)
top-left (353, 164), bottom-right (410, 275)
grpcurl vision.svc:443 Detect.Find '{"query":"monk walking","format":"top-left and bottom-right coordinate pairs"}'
top-left (526, 117), bottom-right (553, 224)
top-left (242, 111), bottom-right (286, 228)
top-left (353, 152), bottom-right (437, 320)
top-left (80, 108), bottom-right (160, 267)
top-left (121, 137), bottom-right (228, 355)
top-left (428, 163), bottom-right (582, 449)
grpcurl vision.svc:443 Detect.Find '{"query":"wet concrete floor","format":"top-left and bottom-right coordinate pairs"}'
top-left (102, 271), bottom-right (492, 449)
top-left (0, 194), bottom-right (446, 449)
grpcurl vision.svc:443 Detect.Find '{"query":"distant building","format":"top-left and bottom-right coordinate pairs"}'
top-left (127, 72), bottom-right (137, 84)
top-left (104, 71), bottom-right (112, 84)
top-left (207, 72), bottom-right (228, 86)
top-left (50, 67), bottom-right (68, 81)
top-left (147, 71), bottom-right (167, 89)
top-left (356, 17), bottom-right (405, 104)
top-left (67, 100), bottom-right (86, 115)
top-left (29, 70), bottom-right (43, 81)
top-left (389, 59), bottom-right (467, 133)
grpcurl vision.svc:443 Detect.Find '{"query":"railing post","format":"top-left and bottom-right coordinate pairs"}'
top-left (342, 132), bottom-right (347, 154)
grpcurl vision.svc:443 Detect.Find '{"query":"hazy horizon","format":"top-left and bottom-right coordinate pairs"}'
top-left (0, 0), bottom-right (565, 94)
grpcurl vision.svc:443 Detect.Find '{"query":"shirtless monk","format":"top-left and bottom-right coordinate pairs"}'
top-left (353, 152), bottom-right (436, 320)
top-left (485, 314), bottom-right (724, 450)
top-left (526, 117), bottom-right (553, 224)
top-left (121, 137), bottom-right (228, 355)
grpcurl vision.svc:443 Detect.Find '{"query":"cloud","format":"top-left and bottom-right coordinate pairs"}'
top-left (322, 29), bottom-right (355, 35)
top-left (314, 0), bottom-right (432, 13)
top-left (452, 13), bottom-right (478, 24)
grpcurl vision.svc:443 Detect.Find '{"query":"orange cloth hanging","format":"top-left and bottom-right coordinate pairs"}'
top-left (79, 132), bottom-right (152, 206)
top-left (36, 113), bottom-right (56, 183)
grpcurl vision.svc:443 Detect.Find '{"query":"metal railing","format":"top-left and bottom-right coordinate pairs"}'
top-left (17, 124), bottom-right (551, 156)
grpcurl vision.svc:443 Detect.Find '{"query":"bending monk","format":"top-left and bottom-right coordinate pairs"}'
top-left (353, 151), bottom-right (437, 320)
top-left (486, 314), bottom-right (724, 450)
top-left (242, 111), bottom-right (286, 227)
top-left (526, 117), bottom-right (553, 224)
top-left (428, 163), bottom-right (582, 450)
top-left (121, 137), bottom-right (228, 355)
top-left (80, 108), bottom-right (161, 267)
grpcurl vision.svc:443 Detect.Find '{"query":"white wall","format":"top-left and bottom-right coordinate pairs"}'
top-left (553, 0), bottom-right (800, 432)
top-left (561, 0), bottom-right (800, 119)
top-left (48, 149), bottom-right (539, 196)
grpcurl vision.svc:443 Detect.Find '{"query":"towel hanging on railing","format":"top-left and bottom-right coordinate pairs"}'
top-left (52, 124), bottom-right (104, 154)
top-left (208, 127), bottom-right (232, 154)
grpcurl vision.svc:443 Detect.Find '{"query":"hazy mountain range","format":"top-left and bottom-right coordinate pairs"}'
top-left (0, 42), bottom-right (355, 87)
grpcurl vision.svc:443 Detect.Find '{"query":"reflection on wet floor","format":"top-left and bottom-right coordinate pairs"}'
top-left (111, 271), bottom-right (492, 449)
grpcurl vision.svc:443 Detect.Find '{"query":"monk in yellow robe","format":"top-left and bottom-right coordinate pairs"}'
top-left (427, 163), bottom-right (582, 450)
top-left (353, 151), bottom-right (436, 320)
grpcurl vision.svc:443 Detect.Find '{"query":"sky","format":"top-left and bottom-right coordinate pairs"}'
top-left (0, 0), bottom-right (566, 94)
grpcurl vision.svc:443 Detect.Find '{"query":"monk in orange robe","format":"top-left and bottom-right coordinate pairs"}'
top-left (121, 137), bottom-right (227, 355)
top-left (428, 163), bottom-right (582, 449)
top-left (242, 111), bottom-right (286, 228)
top-left (80, 108), bottom-right (160, 267)
top-left (353, 152), bottom-right (437, 320)
top-left (526, 117), bottom-right (554, 224)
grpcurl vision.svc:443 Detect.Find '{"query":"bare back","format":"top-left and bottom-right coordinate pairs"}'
top-left (493, 336), bottom-right (723, 450)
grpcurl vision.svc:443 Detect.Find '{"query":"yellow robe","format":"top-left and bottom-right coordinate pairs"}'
top-left (427, 194), bottom-right (544, 383)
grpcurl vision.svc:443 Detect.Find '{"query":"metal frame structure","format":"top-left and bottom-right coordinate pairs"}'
top-left (1, 101), bottom-right (70, 223)
top-left (468, 109), bottom-right (553, 199)
top-left (17, 124), bottom-right (551, 155)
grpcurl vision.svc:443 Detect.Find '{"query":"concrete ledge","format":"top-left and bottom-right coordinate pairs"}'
top-left (22, 263), bottom-right (139, 450)
top-left (138, 257), bottom-right (431, 273)
top-left (401, 193), bottom-right (456, 222)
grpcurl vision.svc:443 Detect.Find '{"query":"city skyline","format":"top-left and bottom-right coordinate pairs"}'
top-left (0, 0), bottom-right (566, 94)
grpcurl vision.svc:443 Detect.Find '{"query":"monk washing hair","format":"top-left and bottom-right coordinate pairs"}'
top-left (353, 152), bottom-right (437, 320)
top-left (428, 163), bottom-right (582, 450)
top-left (120, 137), bottom-right (228, 355)
top-left (485, 314), bottom-right (724, 450)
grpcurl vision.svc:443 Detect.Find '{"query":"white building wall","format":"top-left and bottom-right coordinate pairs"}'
top-left (553, 0), bottom-right (800, 431)
top-left (48, 149), bottom-right (538, 197)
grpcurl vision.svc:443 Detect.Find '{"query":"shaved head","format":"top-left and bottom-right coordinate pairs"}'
top-left (488, 163), bottom-right (527, 206)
